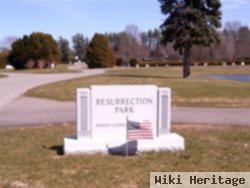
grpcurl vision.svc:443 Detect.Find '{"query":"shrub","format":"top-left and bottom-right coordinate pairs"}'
top-left (116, 58), bottom-right (124, 66)
top-left (139, 60), bottom-right (226, 67)
top-left (8, 32), bottom-right (60, 69)
top-left (129, 58), bottom-right (138, 67)
top-left (139, 60), bottom-right (182, 67)
top-left (116, 58), bottom-right (129, 67)
top-left (86, 33), bottom-right (116, 68)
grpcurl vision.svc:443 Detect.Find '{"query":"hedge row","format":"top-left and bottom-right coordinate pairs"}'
top-left (137, 60), bottom-right (250, 67)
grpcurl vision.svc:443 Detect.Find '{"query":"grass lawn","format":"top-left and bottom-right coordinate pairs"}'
top-left (0, 64), bottom-right (80, 74)
top-left (0, 124), bottom-right (249, 188)
top-left (26, 66), bottom-right (250, 108)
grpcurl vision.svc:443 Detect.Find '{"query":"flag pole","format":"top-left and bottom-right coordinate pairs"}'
top-left (126, 116), bottom-right (129, 157)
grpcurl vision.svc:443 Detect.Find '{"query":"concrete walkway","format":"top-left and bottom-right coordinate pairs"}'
top-left (0, 69), bottom-right (104, 108)
top-left (0, 97), bottom-right (250, 127)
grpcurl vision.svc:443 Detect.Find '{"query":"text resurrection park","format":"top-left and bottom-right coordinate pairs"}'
top-left (96, 97), bottom-right (153, 114)
top-left (150, 172), bottom-right (250, 188)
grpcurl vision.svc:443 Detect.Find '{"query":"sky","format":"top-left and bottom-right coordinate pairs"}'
top-left (1, 0), bottom-right (250, 46)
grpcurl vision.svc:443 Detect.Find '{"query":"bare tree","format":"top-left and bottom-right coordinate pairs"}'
top-left (116, 32), bottom-right (140, 61)
top-left (107, 21), bottom-right (250, 63)
top-left (115, 25), bottom-right (146, 62)
top-left (0, 36), bottom-right (18, 50)
top-left (124, 24), bottom-right (140, 42)
top-left (223, 30), bottom-right (235, 61)
top-left (225, 21), bottom-right (242, 36)
top-left (224, 21), bottom-right (242, 59)
top-left (236, 26), bottom-right (250, 60)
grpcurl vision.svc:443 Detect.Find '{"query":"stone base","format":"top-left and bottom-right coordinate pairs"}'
top-left (64, 133), bottom-right (185, 155)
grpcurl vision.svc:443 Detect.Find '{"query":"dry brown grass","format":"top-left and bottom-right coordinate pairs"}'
top-left (26, 66), bottom-right (250, 108)
top-left (0, 74), bottom-right (7, 78)
top-left (0, 124), bottom-right (249, 188)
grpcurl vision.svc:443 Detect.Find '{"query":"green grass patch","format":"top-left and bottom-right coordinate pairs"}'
top-left (0, 64), bottom-right (79, 74)
top-left (26, 66), bottom-right (250, 108)
top-left (0, 124), bottom-right (249, 187)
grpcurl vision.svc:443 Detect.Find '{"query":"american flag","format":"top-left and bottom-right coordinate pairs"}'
top-left (127, 120), bottom-right (153, 141)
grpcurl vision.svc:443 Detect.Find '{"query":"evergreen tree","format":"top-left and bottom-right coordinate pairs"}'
top-left (86, 33), bottom-right (116, 68)
top-left (72, 33), bottom-right (88, 61)
top-left (159, 0), bottom-right (222, 78)
top-left (57, 37), bottom-right (72, 63)
top-left (8, 32), bottom-right (60, 69)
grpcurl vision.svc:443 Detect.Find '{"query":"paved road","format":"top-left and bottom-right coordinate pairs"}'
top-left (0, 97), bottom-right (75, 127)
top-left (1, 71), bottom-right (249, 127)
top-left (0, 97), bottom-right (249, 127)
top-left (173, 107), bottom-right (250, 126)
top-left (0, 69), bottom-right (104, 108)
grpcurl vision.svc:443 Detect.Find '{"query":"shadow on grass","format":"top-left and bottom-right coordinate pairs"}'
top-left (50, 145), bottom-right (64, 155)
top-left (108, 141), bottom-right (138, 156)
top-left (49, 142), bottom-right (138, 156)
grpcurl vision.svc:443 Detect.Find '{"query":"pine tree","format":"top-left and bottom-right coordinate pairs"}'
top-left (159, 0), bottom-right (222, 78)
top-left (72, 33), bottom-right (88, 61)
top-left (58, 37), bottom-right (72, 64)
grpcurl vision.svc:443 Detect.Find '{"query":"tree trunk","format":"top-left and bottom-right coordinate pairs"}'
top-left (183, 46), bottom-right (191, 78)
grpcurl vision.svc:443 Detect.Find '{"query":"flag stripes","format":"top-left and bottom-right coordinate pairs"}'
top-left (127, 120), bottom-right (153, 141)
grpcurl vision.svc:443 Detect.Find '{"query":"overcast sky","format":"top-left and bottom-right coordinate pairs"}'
top-left (1, 0), bottom-right (250, 43)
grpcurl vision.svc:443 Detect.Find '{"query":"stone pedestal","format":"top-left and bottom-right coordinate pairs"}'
top-left (64, 133), bottom-right (184, 154)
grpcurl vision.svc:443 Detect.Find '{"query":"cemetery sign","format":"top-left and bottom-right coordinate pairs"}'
top-left (64, 85), bottom-right (184, 154)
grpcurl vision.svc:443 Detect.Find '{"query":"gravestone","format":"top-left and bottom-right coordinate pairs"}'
top-left (64, 85), bottom-right (185, 154)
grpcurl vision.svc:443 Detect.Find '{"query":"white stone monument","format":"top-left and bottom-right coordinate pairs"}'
top-left (5, 64), bottom-right (14, 70)
top-left (50, 63), bottom-right (55, 71)
top-left (64, 85), bottom-right (185, 154)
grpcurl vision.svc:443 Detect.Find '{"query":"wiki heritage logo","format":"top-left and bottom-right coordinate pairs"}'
top-left (150, 172), bottom-right (250, 188)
